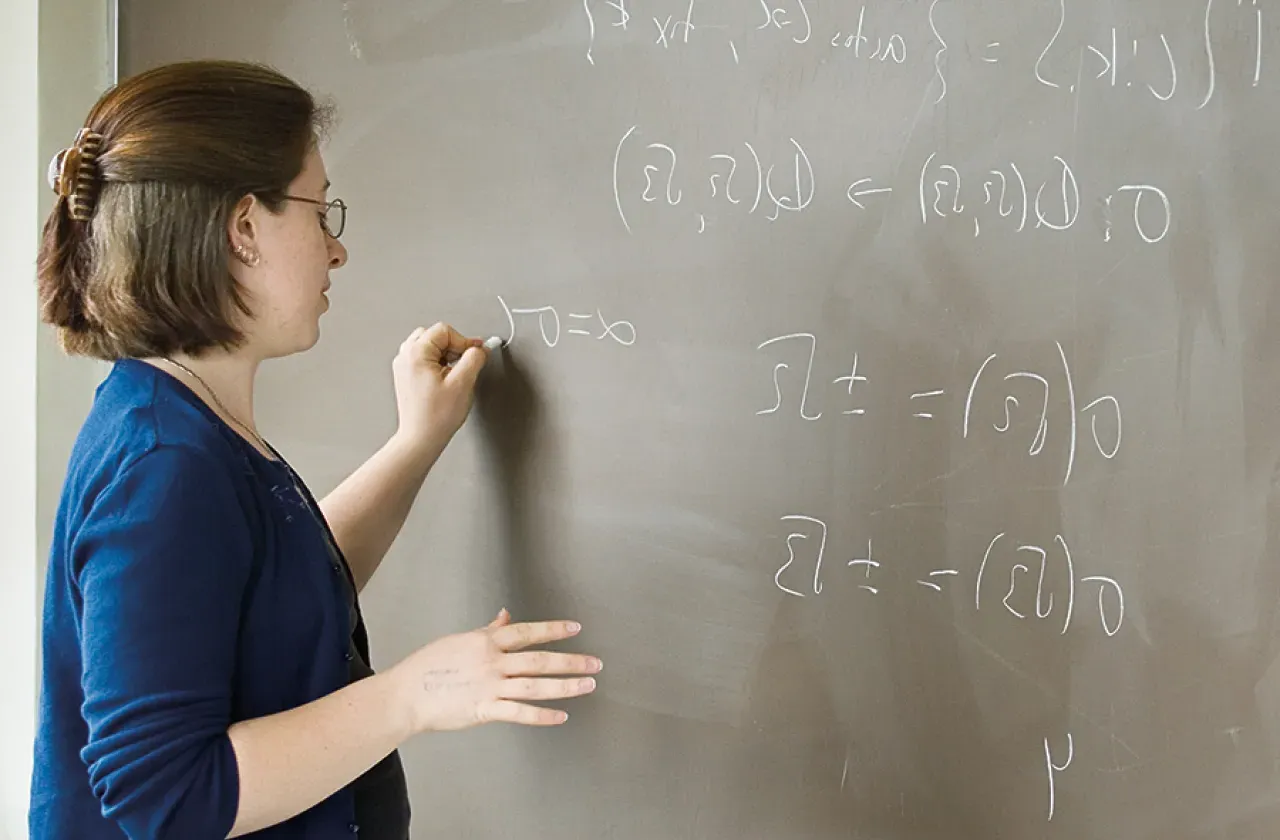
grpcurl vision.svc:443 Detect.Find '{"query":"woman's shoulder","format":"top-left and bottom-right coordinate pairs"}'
top-left (67, 359), bottom-right (262, 503)
top-left (57, 361), bottom-right (275, 576)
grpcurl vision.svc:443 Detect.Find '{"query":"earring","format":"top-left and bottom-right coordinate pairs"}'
top-left (232, 244), bottom-right (260, 267)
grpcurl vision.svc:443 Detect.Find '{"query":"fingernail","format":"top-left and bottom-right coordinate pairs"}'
top-left (558, 712), bottom-right (569, 723)
top-left (591, 658), bottom-right (603, 672)
top-left (583, 678), bottom-right (597, 691)
top-left (567, 622), bottom-right (581, 633)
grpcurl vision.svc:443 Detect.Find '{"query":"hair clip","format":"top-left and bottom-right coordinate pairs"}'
top-left (47, 128), bottom-right (104, 222)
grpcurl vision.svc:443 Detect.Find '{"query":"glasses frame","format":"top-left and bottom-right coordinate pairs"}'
top-left (281, 194), bottom-right (347, 239)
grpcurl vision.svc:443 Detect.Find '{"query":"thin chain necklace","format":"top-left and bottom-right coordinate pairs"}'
top-left (160, 355), bottom-right (347, 564)
top-left (161, 356), bottom-right (276, 459)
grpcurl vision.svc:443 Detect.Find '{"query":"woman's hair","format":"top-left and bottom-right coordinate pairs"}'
top-left (37, 59), bottom-right (334, 359)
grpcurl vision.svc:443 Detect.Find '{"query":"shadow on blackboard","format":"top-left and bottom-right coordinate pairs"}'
top-left (471, 345), bottom-right (562, 622)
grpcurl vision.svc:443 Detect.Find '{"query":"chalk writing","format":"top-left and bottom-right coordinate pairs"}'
top-left (1037, 4), bottom-right (1180, 100)
top-left (1044, 733), bottom-right (1074, 820)
top-left (758, 0), bottom-right (811, 45)
top-left (909, 389), bottom-right (944, 419)
top-left (614, 126), bottom-right (1168, 241)
top-left (653, 0), bottom-right (698, 49)
top-left (846, 177), bottom-right (892, 208)
top-left (919, 154), bottom-right (1124, 240)
top-left (928, 0), bottom-right (948, 102)
top-left (531, 0), bottom-right (1274, 830)
top-left (829, 6), bottom-right (905, 62)
top-left (917, 568), bottom-right (959, 592)
top-left (974, 532), bottom-right (1125, 637)
top-left (582, 0), bottom-right (631, 65)
top-left (770, 520), bottom-right (1124, 638)
top-left (1200, 0), bottom-right (1265, 108)
top-left (1109, 185), bottom-right (1173, 244)
top-left (756, 333), bottom-right (822, 420)
top-left (614, 125), bottom-right (814, 233)
top-left (964, 342), bottom-right (1122, 485)
top-left (848, 539), bottom-right (880, 594)
top-left (578, 0), bottom-right (1269, 106)
top-left (915, 153), bottom-right (1171, 241)
top-left (774, 513), bottom-right (827, 597)
top-left (497, 296), bottom-right (637, 347)
top-left (753, 336), bottom-right (1121, 482)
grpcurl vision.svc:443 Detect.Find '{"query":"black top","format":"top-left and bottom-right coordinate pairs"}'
top-left (278, 453), bottom-right (413, 839)
top-left (336, 556), bottom-right (412, 839)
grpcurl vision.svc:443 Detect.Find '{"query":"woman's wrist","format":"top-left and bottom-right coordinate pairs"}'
top-left (388, 425), bottom-right (449, 473)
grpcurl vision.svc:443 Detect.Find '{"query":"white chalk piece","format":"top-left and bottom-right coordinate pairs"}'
top-left (483, 336), bottom-right (504, 350)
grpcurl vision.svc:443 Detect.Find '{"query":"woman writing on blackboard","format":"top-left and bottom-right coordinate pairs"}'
top-left (28, 59), bottom-right (601, 840)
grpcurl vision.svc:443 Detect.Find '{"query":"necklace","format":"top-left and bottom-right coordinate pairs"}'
top-left (161, 356), bottom-right (276, 459)
top-left (160, 355), bottom-right (348, 567)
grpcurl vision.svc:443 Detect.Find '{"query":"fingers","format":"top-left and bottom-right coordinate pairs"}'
top-left (486, 607), bottom-right (511, 629)
top-left (445, 345), bottom-right (487, 387)
top-left (499, 650), bottom-right (602, 677)
top-left (498, 676), bottom-right (597, 702)
top-left (489, 620), bottom-right (582, 652)
top-left (419, 322), bottom-right (482, 366)
top-left (479, 699), bottom-right (570, 726)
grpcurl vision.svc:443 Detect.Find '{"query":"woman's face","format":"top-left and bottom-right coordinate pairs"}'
top-left (230, 145), bottom-right (348, 359)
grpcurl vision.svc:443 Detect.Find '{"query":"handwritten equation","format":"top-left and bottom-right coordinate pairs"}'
top-left (755, 335), bottom-right (1121, 486)
top-left (497, 295), bottom-right (637, 347)
top-left (613, 124), bottom-right (1171, 241)
top-left (771, 517), bottom-right (1125, 635)
top-left (580, 0), bottom-right (1268, 110)
top-left (613, 125), bottom-right (814, 233)
top-left (919, 153), bottom-right (1171, 243)
top-left (779, 510), bottom-right (1111, 819)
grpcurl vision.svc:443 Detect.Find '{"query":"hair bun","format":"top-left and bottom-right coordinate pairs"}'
top-left (47, 128), bottom-right (104, 222)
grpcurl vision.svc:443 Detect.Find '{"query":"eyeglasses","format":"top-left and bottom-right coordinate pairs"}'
top-left (281, 195), bottom-right (347, 239)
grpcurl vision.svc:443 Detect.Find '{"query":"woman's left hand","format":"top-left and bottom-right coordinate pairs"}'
top-left (390, 322), bottom-right (489, 456)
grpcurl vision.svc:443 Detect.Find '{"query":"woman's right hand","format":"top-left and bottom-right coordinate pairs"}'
top-left (386, 609), bottom-right (601, 733)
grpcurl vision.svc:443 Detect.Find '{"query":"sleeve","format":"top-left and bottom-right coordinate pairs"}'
top-left (73, 444), bottom-right (254, 840)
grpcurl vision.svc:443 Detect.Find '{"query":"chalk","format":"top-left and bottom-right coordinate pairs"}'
top-left (483, 336), bottom-right (504, 351)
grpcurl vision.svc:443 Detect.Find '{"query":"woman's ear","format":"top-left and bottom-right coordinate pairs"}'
top-left (227, 193), bottom-right (261, 268)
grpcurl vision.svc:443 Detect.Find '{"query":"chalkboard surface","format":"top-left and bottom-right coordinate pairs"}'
top-left (123, 1), bottom-right (1280, 836)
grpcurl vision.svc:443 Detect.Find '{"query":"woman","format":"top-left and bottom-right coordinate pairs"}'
top-left (28, 59), bottom-right (601, 840)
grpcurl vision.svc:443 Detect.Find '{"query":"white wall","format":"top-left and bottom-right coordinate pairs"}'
top-left (0, 3), bottom-right (41, 833)
top-left (0, 2), bottom-right (111, 837)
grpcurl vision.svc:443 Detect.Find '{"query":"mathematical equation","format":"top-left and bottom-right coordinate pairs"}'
top-left (756, 335), bottom-right (1121, 486)
top-left (497, 295), bottom-right (637, 347)
top-left (771, 518), bottom-right (1125, 637)
top-left (613, 125), bottom-right (1171, 241)
top-left (580, 0), bottom-right (1268, 110)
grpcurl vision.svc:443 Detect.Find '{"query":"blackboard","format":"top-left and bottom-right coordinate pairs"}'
top-left (123, 1), bottom-right (1280, 836)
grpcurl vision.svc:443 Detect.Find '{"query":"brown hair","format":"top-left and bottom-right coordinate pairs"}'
top-left (37, 59), bottom-right (334, 358)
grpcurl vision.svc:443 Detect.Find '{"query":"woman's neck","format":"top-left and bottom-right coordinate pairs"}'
top-left (143, 351), bottom-right (266, 453)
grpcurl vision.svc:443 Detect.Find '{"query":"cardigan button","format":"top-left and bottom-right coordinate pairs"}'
top-left (348, 823), bottom-right (359, 834)
top-left (343, 651), bottom-right (353, 661)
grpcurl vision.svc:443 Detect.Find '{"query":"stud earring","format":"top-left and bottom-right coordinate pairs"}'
top-left (232, 244), bottom-right (260, 267)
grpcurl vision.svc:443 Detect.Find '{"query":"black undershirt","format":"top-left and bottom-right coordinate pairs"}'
top-left (277, 445), bottom-right (412, 840)
top-left (330, 540), bottom-right (412, 840)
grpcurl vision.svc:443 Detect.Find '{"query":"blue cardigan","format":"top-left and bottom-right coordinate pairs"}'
top-left (29, 359), bottom-right (405, 838)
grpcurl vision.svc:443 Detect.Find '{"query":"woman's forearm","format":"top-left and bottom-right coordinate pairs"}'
top-left (225, 671), bottom-right (412, 838)
top-left (319, 431), bottom-right (444, 591)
